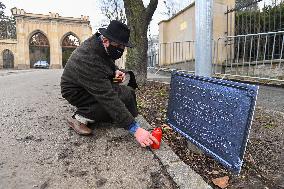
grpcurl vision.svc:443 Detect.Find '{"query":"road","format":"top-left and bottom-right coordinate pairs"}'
top-left (257, 85), bottom-right (284, 112)
top-left (147, 72), bottom-right (284, 112)
top-left (0, 69), bottom-right (174, 189)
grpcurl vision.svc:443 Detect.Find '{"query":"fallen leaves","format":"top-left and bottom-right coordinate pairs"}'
top-left (208, 170), bottom-right (219, 175)
top-left (161, 124), bottom-right (173, 134)
top-left (137, 81), bottom-right (284, 189)
top-left (212, 176), bottom-right (229, 189)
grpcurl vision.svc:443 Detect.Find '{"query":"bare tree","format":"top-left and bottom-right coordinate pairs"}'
top-left (0, 2), bottom-right (5, 18)
top-left (161, 0), bottom-right (192, 18)
top-left (162, 0), bottom-right (178, 18)
top-left (123, 0), bottom-right (158, 83)
top-left (0, 1), bottom-right (7, 39)
top-left (235, 0), bottom-right (258, 11)
top-left (0, 2), bottom-right (16, 39)
top-left (100, 0), bottom-right (126, 26)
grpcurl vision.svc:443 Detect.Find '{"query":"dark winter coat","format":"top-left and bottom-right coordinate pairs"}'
top-left (60, 34), bottom-right (134, 129)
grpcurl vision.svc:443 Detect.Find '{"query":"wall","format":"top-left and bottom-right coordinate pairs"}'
top-left (0, 39), bottom-right (17, 68)
top-left (158, 0), bottom-right (235, 66)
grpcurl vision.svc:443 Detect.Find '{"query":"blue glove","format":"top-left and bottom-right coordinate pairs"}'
top-left (128, 121), bottom-right (140, 135)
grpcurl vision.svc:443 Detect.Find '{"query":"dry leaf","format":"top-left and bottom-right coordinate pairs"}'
top-left (247, 153), bottom-right (255, 164)
top-left (161, 124), bottom-right (172, 131)
top-left (212, 176), bottom-right (229, 189)
top-left (212, 170), bottom-right (219, 175)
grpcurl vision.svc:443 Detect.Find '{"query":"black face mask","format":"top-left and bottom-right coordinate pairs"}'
top-left (107, 44), bottom-right (124, 60)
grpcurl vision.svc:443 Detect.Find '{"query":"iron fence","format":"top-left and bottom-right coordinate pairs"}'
top-left (147, 0), bottom-right (284, 82)
top-left (148, 32), bottom-right (284, 82)
top-left (147, 53), bottom-right (159, 68)
top-left (147, 41), bottom-right (195, 70)
top-left (214, 31), bottom-right (284, 81)
top-left (226, 0), bottom-right (284, 36)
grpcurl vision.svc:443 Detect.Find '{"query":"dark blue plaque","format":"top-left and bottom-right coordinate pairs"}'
top-left (167, 72), bottom-right (258, 173)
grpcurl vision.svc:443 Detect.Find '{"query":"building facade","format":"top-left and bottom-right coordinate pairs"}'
top-left (158, 0), bottom-right (235, 66)
top-left (0, 8), bottom-right (92, 69)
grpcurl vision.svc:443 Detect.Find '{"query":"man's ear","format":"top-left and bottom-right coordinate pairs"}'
top-left (102, 37), bottom-right (110, 48)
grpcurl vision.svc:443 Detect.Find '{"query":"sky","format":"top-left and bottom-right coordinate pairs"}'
top-left (1, 0), bottom-right (191, 36)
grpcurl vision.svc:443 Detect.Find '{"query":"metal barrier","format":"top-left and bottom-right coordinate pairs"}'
top-left (147, 52), bottom-right (159, 68)
top-left (147, 41), bottom-right (195, 69)
top-left (148, 33), bottom-right (284, 82)
top-left (214, 31), bottom-right (284, 81)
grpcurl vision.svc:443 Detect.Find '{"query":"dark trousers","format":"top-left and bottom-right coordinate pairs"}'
top-left (63, 84), bottom-right (138, 123)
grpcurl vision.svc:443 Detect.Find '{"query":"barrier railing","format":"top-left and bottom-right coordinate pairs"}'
top-left (148, 33), bottom-right (284, 82)
top-left (147, 41), bottom-right (195, 69)
top-left (214, 31), bottom-right (284, 81)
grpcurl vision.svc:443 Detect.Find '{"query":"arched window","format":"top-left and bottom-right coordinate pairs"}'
top-left (2, 49), bottom-right (14, 69)
top-left (29, 32), bottom-right (50, 68)
top-left (62, 33), bottom-right (80, 68)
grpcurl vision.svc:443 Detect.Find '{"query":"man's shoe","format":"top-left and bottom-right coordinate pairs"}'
top-left (67, 118), bottom-right (92, 135)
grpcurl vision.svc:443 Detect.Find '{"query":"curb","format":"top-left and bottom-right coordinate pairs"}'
top-left (148, 68), bottom-right (284, 88)
top-left (136, 115), bottom-right (212, 189)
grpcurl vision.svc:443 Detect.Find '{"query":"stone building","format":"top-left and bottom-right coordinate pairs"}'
top-left (0, 8), bottom-right (92, 69)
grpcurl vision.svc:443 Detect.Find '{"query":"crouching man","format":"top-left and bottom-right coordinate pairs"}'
top-left (60, 20), bottom-right (158, 147)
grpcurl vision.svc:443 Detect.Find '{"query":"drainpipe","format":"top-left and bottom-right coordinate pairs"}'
top-left (195, 0), bottom-right (213, 77)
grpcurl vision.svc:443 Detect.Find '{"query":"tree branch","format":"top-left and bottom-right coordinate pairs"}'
top-left (100, 0), bottom-right (127, 24)
top-left (145, 0), bottom-right (158, 24)
top-left (123, 0), bottom-right (145, 21)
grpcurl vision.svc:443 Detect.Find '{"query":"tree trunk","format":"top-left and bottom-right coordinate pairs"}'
top-left (123, 0), bottom-right (158, 83)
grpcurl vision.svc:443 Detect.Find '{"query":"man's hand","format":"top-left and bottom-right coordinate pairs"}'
top-left (134, 127), bottom-right (159, 147)
top-left (115, 70), bottom-right (126, 82)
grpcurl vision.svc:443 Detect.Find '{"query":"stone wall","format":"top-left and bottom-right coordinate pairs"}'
top-left (0, 39), bottom-right (17, 69)
top-left (224, 63), bottom-right (284, 79)
top-left (0, 8), bottom-right (93, 70)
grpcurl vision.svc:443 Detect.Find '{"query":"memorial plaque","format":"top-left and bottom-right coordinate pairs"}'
top-left (167, 72), bottom-right (258, 173)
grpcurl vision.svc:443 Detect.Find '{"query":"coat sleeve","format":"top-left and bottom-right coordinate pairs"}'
top-left (75, 58), bottom-right (135, 129)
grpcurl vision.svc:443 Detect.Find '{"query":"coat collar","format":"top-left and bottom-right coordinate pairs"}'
top-left (92, 33), bottom-right (116, 73)
top-left (93, 32), bottom-right (113, 62)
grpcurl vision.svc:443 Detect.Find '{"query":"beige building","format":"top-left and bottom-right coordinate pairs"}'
top-left (0, 8), bottom-right (92, 69)
top-left (158, 0), bottom-right (235, 66)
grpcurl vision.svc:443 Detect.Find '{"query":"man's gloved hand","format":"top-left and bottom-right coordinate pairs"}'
top-left (134, 127), bottom-right (159, 148)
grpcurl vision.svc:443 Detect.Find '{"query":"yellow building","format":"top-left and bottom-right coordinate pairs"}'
top-left (158, 0), bottom-right (235, 66)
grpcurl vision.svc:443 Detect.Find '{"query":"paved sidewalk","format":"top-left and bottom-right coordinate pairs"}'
top-left (0, 70), bottom-right (178, 189)
top-left (0, 68), bottom-right (38, 76)
top-left (5, 69), bottom-right (280, 189)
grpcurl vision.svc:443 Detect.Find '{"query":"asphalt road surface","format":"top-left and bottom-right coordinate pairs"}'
top-left (147, 72), bottom-right (284, 113)
top-left (0, 69), bottom-right (174, 189)
top-left (257, 85), bottom-right (284, 112)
